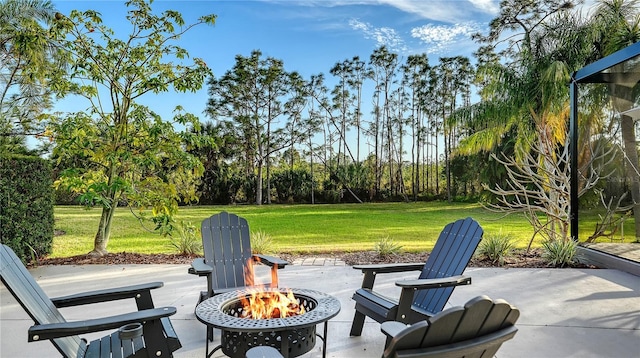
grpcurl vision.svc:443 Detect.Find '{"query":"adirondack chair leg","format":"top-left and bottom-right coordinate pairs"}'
top-left (350, 311), bottom-right (366, 336)
top-left (142, 319), bottom-right (172, 357)
top-left (135, 290), bottom-right (155, 310)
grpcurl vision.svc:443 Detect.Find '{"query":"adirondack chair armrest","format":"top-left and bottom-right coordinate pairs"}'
top-left (189, 257), bottom-right (213, 276)
top-left (252, 254), bottom-right (289, 269)
top-left (354, 263), bottom-right (425, 290)
top-left (28, 307), bottom-right (177, 341)
top-left (50, 282), bottom-right (164, 308)
top-left (395, 275), bottom-right (471, 289)
top-left (394, 276), bottom-right (471, 321)
top-left (380, 321), bottom-right (409, 338)
top-left (353, 262), bottom-right (425, 273)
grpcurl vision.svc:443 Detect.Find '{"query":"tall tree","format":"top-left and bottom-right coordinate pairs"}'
top-left (330, 59), bottom-right (353, 167)
top-left (346, 56), bottom-right (371, 163)
top-left (369, 46), bottom-right (398, 197)
top-left (437, 56), bottom-right (473, 202)
top-left (282, 71), bottom-right (308, 199)
top-left (50, 0), bottom-right (215, 256)
top-left (206, 50), bottom-right (295, 205)
top-left (301, 75), bottom-right (326, 203)
top-left (451, 0), bottom-right (588, 241)
top-left (401, 54), bottom-right (430, 200)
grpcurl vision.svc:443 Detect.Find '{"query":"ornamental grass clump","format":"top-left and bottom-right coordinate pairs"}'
top-left (476, 232), bottom-right (515, 265)
top-left (169, 221), bottom-right (202, 255)
top-left (542, 239), bottom-right (577, 267)
top-left (374, 236), bottom-right (403, 257)
top-left (251, 230), bottom-right (274, 254)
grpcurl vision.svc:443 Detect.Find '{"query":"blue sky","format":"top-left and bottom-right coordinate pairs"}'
top-left (50, 0), bottom-right (504, 122)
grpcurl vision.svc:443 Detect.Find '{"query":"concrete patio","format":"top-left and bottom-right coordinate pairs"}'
top-left (1, 260), bottom-right (639, 357)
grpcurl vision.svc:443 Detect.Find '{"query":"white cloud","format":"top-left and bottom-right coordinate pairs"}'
top-left (467, 0), bottom-right (500, 14)
top-left (258, 0), bottom-right (500, 23)
top-left (411, 22), bottom-right (481, 54)
top-left (376, 0), bottom-right (496, 22)
top-left (349, 19), bottom-right (407, 53)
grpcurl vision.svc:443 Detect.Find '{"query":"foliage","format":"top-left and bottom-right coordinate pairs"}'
top-left (168, 221), bottom-right (201, 255)
top-left (271, 169), bottom-right (315, 203)
top-left (0, 0), bottom-right (65, 154)
top-left (373, 236), bottom-right (403, 257)
top-left (190, 121), bottom-right (242, 204)
top-left (47, 0), bottom-right (216, 256)
top-left (251, 230), bottom-right (274, 255)
top-left (0, 155), bottom-right (54, 263)
top-left (476, 231), bottom-right (515, 265)
top-left (541, 239), bottom-right (577, 267)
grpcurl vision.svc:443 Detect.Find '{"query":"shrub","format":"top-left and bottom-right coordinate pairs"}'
top-left (374, 236), bottom-right (403, 257)
top-left (542, 239), bottom-right (577, 267)
top-left (169, 221), bottom-right (202, 255)
top-left (476, 231), bottom-right (515, 265)
top-left (0, 155), bottom-right (54, 263)
top-left (251, 230), bottom-right (274, 254)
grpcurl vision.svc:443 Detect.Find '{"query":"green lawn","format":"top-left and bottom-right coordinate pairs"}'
top-left (52, 202), bottom-right (632, 258)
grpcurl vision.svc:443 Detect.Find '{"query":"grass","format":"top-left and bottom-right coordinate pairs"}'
top-left (51, 202), bottom-right (635, 258)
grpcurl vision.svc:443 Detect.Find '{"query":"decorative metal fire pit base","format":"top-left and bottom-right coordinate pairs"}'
top-left (221, 327), bottom-right (315, 357)
top-left (195, 288), bottom-right (341, 358)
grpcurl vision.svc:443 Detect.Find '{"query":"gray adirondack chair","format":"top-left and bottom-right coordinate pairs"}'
top-left (380, 295), bottom-right (520, 358)
top-left (0, 244), bottom-right (181, 358)
top-left (188, 211), bottom-right (289, 340)
top-left (350, 217), bottom-right (483, 336)
top-left (189, 211), bottom-right (289, 303)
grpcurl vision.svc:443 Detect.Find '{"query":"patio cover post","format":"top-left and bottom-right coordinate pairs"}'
top-left (569, 78), bottom-right (579, 242)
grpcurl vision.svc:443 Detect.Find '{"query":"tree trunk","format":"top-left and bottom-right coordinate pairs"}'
top-left (266, 159), bottom-right (271, 204)
top-left (256, 161), bottom-right (263, 205)
top-left (621, 114), bottom-right (640, 240)
top-left (91, 205), bottom-right (116, 257)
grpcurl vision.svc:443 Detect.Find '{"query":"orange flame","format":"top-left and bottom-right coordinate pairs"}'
top-left (239, 288), bottom-right (306, 319)
top-left (240, 258), bottom-right (302, 319)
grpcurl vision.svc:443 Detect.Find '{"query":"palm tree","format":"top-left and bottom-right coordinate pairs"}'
top-left (450, 0), bottom-right (590, 241)
top-left (0, 0), bottom-right (60, 152)
top-left (454, 0), bottom-right (582, 158)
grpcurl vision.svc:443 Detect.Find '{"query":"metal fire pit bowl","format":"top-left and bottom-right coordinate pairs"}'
top-left (196, 288), bottom-right (341, 358)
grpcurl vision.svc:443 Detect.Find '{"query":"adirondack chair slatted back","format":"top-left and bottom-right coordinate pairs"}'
top-left (202, 211), bottom-right (253, 290)
top-left (413, 217), bottom-right (483, 315)
top-left (384, 296), bottom-right (519, 358)
top-left (0, 244), bottom-right (84, 358)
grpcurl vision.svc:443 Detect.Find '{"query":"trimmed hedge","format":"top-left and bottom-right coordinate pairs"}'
top-left (0, 155), bottom-right (54, 263)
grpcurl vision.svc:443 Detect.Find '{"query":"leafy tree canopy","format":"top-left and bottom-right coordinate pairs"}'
top-left (0, 0), bottom-right (63, 154)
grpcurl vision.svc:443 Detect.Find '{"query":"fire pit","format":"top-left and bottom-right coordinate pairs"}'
top-left (195, 288), bottom-right (341, 358)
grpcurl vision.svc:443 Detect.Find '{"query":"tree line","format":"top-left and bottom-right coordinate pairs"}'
top-left (202, 48), bottom-right (476, 205)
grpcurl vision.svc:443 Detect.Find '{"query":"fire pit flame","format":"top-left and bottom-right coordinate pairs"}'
top-left (239, 288), bottom-right (306, 319)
